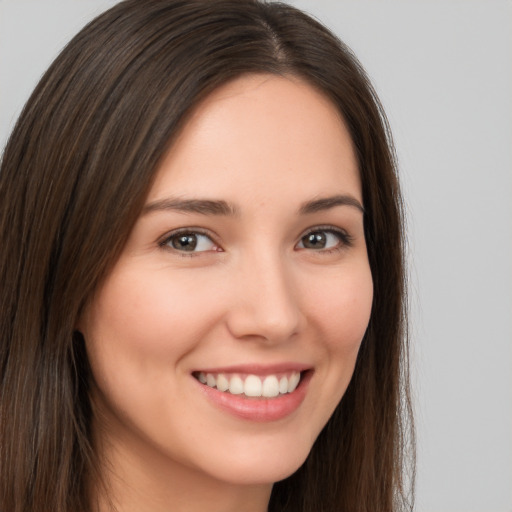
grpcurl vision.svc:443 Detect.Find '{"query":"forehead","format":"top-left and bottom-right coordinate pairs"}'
top-left (148, 73), bottom-right (361, 205)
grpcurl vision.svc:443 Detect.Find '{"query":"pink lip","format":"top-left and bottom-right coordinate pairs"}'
top-left (194, 369), bottom-right (313, 422)
top-left (192, 362), bottom-right (311, 376)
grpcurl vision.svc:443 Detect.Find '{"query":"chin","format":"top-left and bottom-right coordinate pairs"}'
top-left (193, 436), bottom-right (313, 486)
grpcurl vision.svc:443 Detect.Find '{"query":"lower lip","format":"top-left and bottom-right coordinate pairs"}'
top-left (196, 371), bottom-right (312, 422)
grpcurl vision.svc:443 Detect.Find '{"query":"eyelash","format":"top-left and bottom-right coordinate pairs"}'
top-left (159, 228), bottom-right (220, 258)
top-left (158, 225), bottom-right (353, 257)
top-left (297, 226), bottom-right (354, 254)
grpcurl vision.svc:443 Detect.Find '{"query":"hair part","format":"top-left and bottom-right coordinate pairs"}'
top-left (0, 1), bottom-right (414, 511)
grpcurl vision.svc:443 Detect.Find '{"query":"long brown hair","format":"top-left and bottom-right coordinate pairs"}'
top-left (0, 1), bottom-right (414, 510)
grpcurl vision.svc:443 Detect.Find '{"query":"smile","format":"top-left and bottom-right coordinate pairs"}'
top-left (195, 371), bottom-right (301, 398)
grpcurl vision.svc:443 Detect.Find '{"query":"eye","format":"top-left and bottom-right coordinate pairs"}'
top-left (161, 230), bottom-right (219, 253)
top-left (296, 228), bottom-right (352, 251)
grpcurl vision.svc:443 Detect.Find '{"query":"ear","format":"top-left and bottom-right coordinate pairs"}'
top-left (74, 302), bottom-right (89, 339)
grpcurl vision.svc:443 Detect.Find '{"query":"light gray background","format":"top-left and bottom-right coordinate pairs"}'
top-left (1, 1), bottom-right (511, 511)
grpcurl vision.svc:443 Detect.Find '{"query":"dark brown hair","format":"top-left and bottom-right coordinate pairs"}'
top-left (0, 1), bottom-right (414, 510)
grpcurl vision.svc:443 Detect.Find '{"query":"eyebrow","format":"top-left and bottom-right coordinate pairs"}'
top-left (143, 194), bottom-right (364, 217)
top-left (299, 195), bottom-right (364, 215)
top-left (143, 197), bottom-right (238, 216)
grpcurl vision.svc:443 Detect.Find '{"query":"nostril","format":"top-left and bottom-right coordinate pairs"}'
top-left (224, 266), bottom-right (302, 343)
top-left (225, 309), bottom-right (301, 344)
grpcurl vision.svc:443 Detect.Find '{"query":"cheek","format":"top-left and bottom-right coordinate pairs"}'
top-left (306, 261), bottom-right (373, 398)
top-left (308, 263), bottom-right (373, 351)
top-left (289, 260), bottom-right (373, 438)
top-left (85, 266), bottom-right (222, 364)
top-left (82, 265), bottom-right (224, 432)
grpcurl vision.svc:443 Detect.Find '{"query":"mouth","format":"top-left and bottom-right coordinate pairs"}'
top-left (191, 364), bottom-right (313, 421)
top-left (192, 370), bottom-right (304, 399)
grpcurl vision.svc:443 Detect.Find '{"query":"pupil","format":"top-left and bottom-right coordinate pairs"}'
top-left (173, 234), bottom-right (197, 251)
top-left (304, 232), bottom-right (326, 249)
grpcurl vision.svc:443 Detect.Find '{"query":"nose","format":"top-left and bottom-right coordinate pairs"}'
top-left (225, 251), bottom-right (302, 344)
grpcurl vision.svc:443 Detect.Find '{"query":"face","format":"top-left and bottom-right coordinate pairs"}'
top-left (82, 74), bottom-right (373, 489)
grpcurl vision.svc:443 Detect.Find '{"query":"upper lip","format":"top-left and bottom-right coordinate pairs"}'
top-left (191, 362), bottom-right (312, 376)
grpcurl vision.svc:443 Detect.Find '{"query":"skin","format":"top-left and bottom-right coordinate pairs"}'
top-left (81, 74), bottom-right (374, 512)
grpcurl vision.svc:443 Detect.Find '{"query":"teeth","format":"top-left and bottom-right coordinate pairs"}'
top-left (197, 371), bottom-right (302, 398)
top-left (244, 375), bottom-right (262, 397)
top-left (229, 375), bottom-right (244, 395)
top-left (262, 375), bottom-right (280, 397)
top-left (288, 372), bottom-right (300, 393)
top-left (217, 373), bottom-right (229, 392)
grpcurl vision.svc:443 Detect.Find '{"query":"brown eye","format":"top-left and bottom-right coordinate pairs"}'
top-left (297, 229), bottom-right (351, 251)
top-left (301, 232), bottom-right (328, 249)
top-left (171, 234), bottom-right (198, 251)
top-left (164, 232), bottom-right (217, 253)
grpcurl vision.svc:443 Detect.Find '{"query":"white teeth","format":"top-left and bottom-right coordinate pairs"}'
top-left (288, 372), bottom-right (300, 393)
top-left (262, 375), bottom-right (280, 397)
top-left (229, 375), bottom-right (244, 395)
top-left (244, 375), bottom-right (262, 397)
top-left (197, 370), bottom-right (303, 398)
top-left (216, 373), bottom-right (229, 392)
top-left (206, 373), bottom-right (216, 388)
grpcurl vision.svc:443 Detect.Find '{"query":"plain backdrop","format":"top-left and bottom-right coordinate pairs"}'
top-left (1, 1), bottom-right (511, 511)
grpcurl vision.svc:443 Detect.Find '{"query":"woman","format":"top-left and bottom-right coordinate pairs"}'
top-left (0, 1), bottom-right (414, 511)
